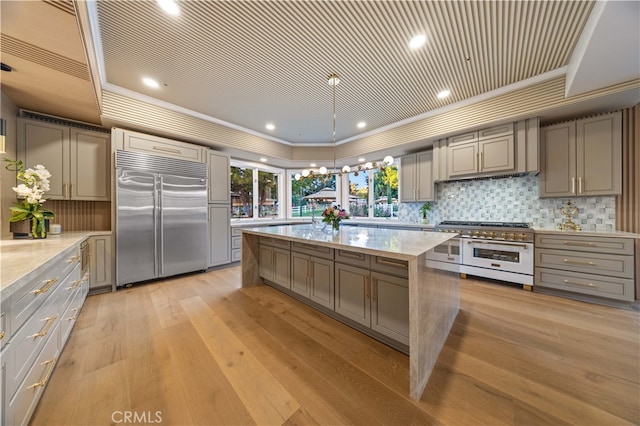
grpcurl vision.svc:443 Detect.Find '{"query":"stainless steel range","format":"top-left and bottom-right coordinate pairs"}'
top-left (435, 221), bottom-right (534, 288)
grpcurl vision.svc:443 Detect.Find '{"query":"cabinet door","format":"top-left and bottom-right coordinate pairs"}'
top-left (334, 263), bottom-right (370, 326)
top-left (272, 248), bottom-right (291, 290)
top-left (416, 151), bottom-right (434, 201)
top-left (447, 143), bottom-right (478, 177)
top-left (371, 272), bottom-right (409, 345)
top-left (539, 122), bottom-right (576, 197)
top-left (70, 129), bottom-right (110, 200)
top-left (399, 154), bottom-right (416, 202)
top-left (479, 135), bottom-right (514, 173)
top-left (259, 245), bottom-right (274, 282)
top-left (208, 151), bottom-right (230, 203)
top-left (122, 130), bottom-right (205, 162)
top-left (209, 205), bottom-right (231, 267)
top-left (89, 235), bottom-right (113, 290)
top-left (576, 112), bottom-right (622, 196)
top-left (291, 252), bottom-right (310, 297)
top-left (309, 257), bottom-right (334, 309)
top-left (17, 119), bottom-right (69, 200)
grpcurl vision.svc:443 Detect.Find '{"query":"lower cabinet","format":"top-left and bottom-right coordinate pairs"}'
top-left (335, 263), bottom-right (409, 345)
top-left (2, 242), bottom-right (88, 426)
top-left (209, 205), bottom-right (231, 267)
top-left (88, 235), bottom-right (113, 293)
top-left (260, 245), bottom-right (291, 290)
top-left (291, 252), bottom-right (334, 309)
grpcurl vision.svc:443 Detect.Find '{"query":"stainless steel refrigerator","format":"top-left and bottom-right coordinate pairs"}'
top-left (115, 150), bottom-right (208, 287)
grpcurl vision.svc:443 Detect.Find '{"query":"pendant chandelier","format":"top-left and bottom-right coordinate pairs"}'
top-left (294, 73), bottom-right (394, 182)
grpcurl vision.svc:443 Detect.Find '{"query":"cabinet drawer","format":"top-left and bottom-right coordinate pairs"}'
top-left (336, 249), bottom-right (370, 268)
top-left (478, 123), bottom-right (513, 140)
top-left (371, 256), bottom-right (409, 278)
top-left (1, 299), bottom-right (9, 350)
top-left (535, 248), bottom-right (634, 279)
top-left (58, 264), bottom-right (82, 315)
top-left (535, 234), bottom-right (634, 255)
top-left (231, 236), bottom-right (242, 250)
top-left (6, 280), bottom-right (62, 400)
top-left (60, 286), bottom-right (84, 347)
top-left (448, 131), bottom-right (478, 146)
top-left (535, 268), bottom-right (634, 302)
top-left (259, 237), bottom-right (291, 249)
top-left (231, 227), bottom-right (243, 236)
top-left (231, 249), bottom-right (241, 262)
top-left (291, 242), bottom-right (334, 260)
top-left (6, 322), bottom-right (60, 426)
top-left (123, 134), bottom-right (204, 162)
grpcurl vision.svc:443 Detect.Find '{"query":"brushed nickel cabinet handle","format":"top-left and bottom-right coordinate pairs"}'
top-left (27, 358), bottom-right (57, 389)
top-left (564, 279), bottom-right (596, 288)
top-left (153, 146), bottom-right (181, 154)
top-left (578, 177), bottom-right (583, 194)
top-left (571, 177), bottom-right (576, 194)
top-left (377, 258), bottom-right (408, 268)
top-left (563, 258), bottom-right (595, 266)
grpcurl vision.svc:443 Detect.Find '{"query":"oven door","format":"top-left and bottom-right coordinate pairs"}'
top-left (462, 239), bottom-right (533, 274)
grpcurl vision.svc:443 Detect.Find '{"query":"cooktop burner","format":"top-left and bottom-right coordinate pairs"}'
top-left (438, 221), bottom-right (531, 229)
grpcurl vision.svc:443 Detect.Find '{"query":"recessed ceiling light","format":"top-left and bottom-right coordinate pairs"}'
top-left (157, 0), bottom-right (180, 16)
top-left (409, 34), bottom-right (426, 49)
top-left (358, 158), bottom-right (365, 163)
top-left (266, 123), bottom-right (275, 131)
top-left (437, 90), bottom-right (450, 99)
top-left (142, 77), bottom-right (160, 88)
top-left (310, 163), bottom-right (317, 167)
top-left (357, 122), bottom-right (366, 128)
top-left (260, 158), bottom-right (267, 162)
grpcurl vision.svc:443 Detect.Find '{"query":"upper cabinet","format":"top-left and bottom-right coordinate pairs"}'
top-left (447, 124), bottom-right (515, 178)
top-left (17, 119), bottom-right (110, 201)
top-left (539, 111), bottom-right (621, 198)
top-left (111, 128), bottom-right (206, 163)
top-left (400, 150), bottom-right (433, 202)
top-left (207, 150), bottom-right (230, 204)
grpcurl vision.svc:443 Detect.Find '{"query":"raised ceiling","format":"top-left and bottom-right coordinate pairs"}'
top-left (1, 0), bottom-right (639, 162)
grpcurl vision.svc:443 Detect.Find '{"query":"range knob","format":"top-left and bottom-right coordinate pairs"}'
top-left (481, 231), bottom-right (488, 237)
top-left (489, 232), bottom-right (496, 238)
top-left (509, 233), bottom-right (516, 240)
top-left (501, 232), bottom-right (508, 239)
top-left (472, 231), bottom-right (480, 237)
top-left (519, 233), bottom-right (528, 241)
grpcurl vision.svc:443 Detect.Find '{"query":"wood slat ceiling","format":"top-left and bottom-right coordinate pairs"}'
top-left (95, 0), bottom-right (595, 144)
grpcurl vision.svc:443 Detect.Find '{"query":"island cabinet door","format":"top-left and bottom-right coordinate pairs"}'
top-left (291, 252), bottom-right (311, 297)
top-left (272, 248), bottom-right (291, 290)
top-left (335, 263), bottom-right (370, 327)
top-left (370, 272), bottom-right (409, 345)
top-left (259, 245), bottom-right (275, 282)
top-left (308, 257), bottom-right (334, 310)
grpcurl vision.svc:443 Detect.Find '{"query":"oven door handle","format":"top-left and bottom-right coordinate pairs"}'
top-left (466, 240), bottom-right (529, 249)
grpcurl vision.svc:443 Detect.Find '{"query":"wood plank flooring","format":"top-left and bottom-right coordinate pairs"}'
top-left (30, 267), bottom-right (639, 425)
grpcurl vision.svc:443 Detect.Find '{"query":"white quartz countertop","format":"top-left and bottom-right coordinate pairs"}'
top-left (241, 224), bottom-right (455, 260)
top-left (533, 227), bottom-right (640, 239)
top-left (0, 231), bottom-right (111, 297)
top-left (231, 218), bottom-right (436, 230)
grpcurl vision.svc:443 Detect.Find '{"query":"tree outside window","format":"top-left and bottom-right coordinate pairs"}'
top-left (348, 172), bottom-right (369, 217)
top-left (258, 171), bottom-right (278, 218)
top-left (291, 175), bottom-right (336, 217)
top-left (373, 165), bottom-right (398, 218)
top-left (230, 166), bottom-right (253, 218)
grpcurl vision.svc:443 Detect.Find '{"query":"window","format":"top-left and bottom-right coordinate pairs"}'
top-left (291, 174), bottom-right (336, 217)
top-left (348, 171), bottom-right (369, 218)
top-left (373, 165), bottom-right (398, 218)
top-left (231, 162), bottom-right (284, 219)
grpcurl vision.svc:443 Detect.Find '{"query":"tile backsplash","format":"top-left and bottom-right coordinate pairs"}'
top-left (398, 175), bottom-right (616, 231)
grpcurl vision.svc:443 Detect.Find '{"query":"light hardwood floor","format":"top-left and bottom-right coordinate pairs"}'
top-left (31, 266), bottom-right (639, 425)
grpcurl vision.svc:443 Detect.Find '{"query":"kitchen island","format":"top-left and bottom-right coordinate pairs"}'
top-left (241, 224), bottom-right (459, 401)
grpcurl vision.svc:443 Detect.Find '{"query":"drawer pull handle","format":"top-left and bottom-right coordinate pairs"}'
top-left (31, 316), bottom-right (57, 339)
top-left (563, 259), bottom-right (596, 266)
top-left (66, 316), bottom-right (77, 322)
top-left (371, 277), bottom-right (376, 301)
top-left (27, 358), bottom-right (57, 390)
top-left (562, 241), bottom-right (596, 247)
top-left (33, 278), bottom-right (58, 295)
top-left (297, 243), bottom-right (319, 250)
top-left (377, 258), bottom-right (408, 268)
top-left (67, 255), bottom-right (80, 263)
top-left (153, 146), bottom-right (181, 154)
top-left (564, 279), bottom-right (596, 288)
top-left (341, 252), bottom-right (363, 259)
top-left (0, 331), bottom-right (4, 340)
top-left (66, 280), bottom-right (82, 290)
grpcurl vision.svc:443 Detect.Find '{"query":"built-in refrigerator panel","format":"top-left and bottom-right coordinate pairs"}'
top-left (115, 150), bottom-right (208, 287)
top-left (161, 174), bottom-right (208, 277)
top-left (116, 169), bottom-right (157, 285)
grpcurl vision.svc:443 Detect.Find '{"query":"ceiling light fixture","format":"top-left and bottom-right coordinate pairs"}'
top-left (142, 77), bottom-right (160, 88)
top-left (357, 121), bottom-right (366, 128)
top-left (295, 73), bottom-right (393, 182)
top-left (157, 0), bottom-right (180, 16)
top-left (266, 123), bottom-right (275, 130)
top-left (437, 90), bottom-right (450, 99)
top-left (409, 34), bottom-right (427, 49)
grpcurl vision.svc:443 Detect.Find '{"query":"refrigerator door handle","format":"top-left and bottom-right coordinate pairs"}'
top-left (157, 175), bottom-right (163, 277)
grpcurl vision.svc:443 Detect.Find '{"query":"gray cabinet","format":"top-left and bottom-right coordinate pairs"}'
top-left (534, 233), bottom-right (635, 302)
top-left (448, 129), bottom-right (515, 178)
top-left (112, 127), bottom-right (206, 163)
top-left (209, 205), bottom-right (231, 267)
top-left (291, 251), bottom-right (334, 309)
top-left (539, 111), bottom-right (622, 197)
top-left (88, 235), bottom-right (113, 293)
top-left (207, 150), bottom-right (230, 203)
top-left (400, 150), bottom-right (433, 202)
top-left (17, 119), bottom-right (110, 201)
top-left (259, 237), bottom-right (291, 290)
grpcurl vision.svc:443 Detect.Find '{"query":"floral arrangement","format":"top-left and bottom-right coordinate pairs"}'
top-left (321, 204), bottom-right (349, 230)
top-left (4, 158), bottom-right (55, 238)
